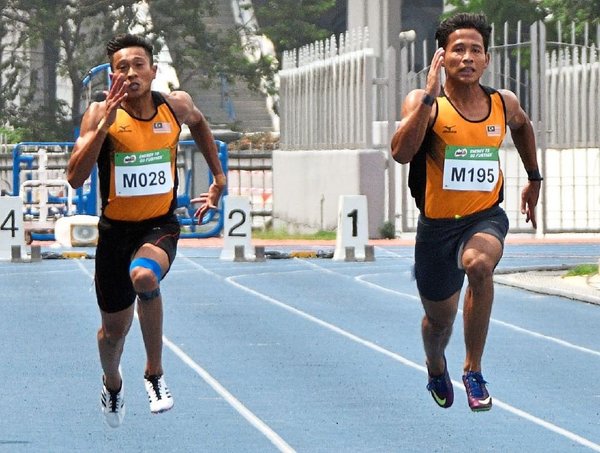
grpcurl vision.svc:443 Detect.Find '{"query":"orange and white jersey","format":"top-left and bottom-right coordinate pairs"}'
top-left (98, 92), bottom-right (181, 222)
top-left (408, 85), bottom-right (507, 219)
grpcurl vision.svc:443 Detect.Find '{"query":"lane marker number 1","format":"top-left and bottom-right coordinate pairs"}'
top-left (333, 195), bottom-right (368, 261)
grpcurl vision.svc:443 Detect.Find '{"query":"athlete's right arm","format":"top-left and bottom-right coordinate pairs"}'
top-left (390, 89), bottom-right (435, 164)
top-left (67, 73), bottom-right (129, 189)
top-left (67, 102), bottom-right (108, 189)
top-left (390, 47), bottom-right (444, 164)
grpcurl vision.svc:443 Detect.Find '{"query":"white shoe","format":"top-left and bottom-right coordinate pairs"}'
top-left (101, 379), bottom-right (125, 428)
top-left (144, 374), bottom-right (174, 413)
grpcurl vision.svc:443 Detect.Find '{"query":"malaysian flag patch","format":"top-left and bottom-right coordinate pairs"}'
top-left (486, 124), bottom-right (501, 137)
top-left (153, 122), bottom-right (172, 133)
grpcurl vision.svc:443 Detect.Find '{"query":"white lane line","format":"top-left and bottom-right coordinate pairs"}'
top-left (222, 271), bottom-right (600, 452)
top-left (353, 273), bottom-right (600, 357)
top-left (76, 256), bottom-right (296, 453)
top-left (176, 254), bottom-right (599, 451)
top-left (294, 259), bottom-right (600, 358)
top-left (490, 318), bottom-right (600, 357)
top-left (371, 247), bottom-right (414, 259)
top-left (163, 337), bottom-right (296, 453)
top-left (2, 268), bottom-right (77, 277)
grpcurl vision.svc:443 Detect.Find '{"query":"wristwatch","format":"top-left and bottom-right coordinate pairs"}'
top-left (422, 93), bottom-right (435, 107)
top-left (527, 168), bottom-right (544, 181)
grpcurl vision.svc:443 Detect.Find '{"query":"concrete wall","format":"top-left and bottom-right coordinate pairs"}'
top-left (271, 149), bottom-right (387, 238)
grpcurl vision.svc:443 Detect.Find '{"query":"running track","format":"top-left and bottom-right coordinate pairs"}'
top-left (0, 239), bottom-right (598, 452)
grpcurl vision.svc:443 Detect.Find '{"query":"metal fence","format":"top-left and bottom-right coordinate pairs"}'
top-left (226, 142), bottom-right (273, 228)
top-left (277, 21), bottom-right (600, 235)
top-left (0, 140), bottom-right (228, 239)
top-left (279, 27), bottom-right (375, 150)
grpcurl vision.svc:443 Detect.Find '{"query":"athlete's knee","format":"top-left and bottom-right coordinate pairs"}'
top-left (423, 312), bottom-right (454, 336)
top-left (463, 253), bottom-right (495, 282)
top-left (129, 257), bottom-right (163, 286)
top-left (129, 257), bottom-right (163, 302)
top-left (99, 324), bottom-right (128, 343)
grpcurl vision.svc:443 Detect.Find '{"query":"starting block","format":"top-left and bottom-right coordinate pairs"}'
top-left (11, 244), bottom-right (42, 263)
top-left (232, 245), bottom-right (266, 263)
top-left (254, 246), bottom-right (266, 262)
top-left (234, 245), bottom-right (245, 262)
top-left (343, 244), bottom-right (375, 262)
top-left (333, 195), bottom-right (373, 261)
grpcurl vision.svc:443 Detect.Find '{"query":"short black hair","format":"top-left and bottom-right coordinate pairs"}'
top-left (435, 13), bottom-right (492, 52)
top-left (106, 33), bottom-right (154, 67)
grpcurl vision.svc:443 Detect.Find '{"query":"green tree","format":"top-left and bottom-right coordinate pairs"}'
top-left (58, 1), bottom-right (142, 135)
top-left (542, 0), bottom-right (600, 24)
top-left (0, 1), bottom-right (283, 140)
top-left (253, 0), bottom-right (337, 63)
top-left (0, 0), bottom-right (143, 140)
top-left (2, 1), bottom-right (75, 140)
top-left (0, 0), bottom-right (25, 124)
top-left (542, 0), bottom-right (600, 41)
top-left (444, 0), bottom-right (546, 41)
top-left (445, 0), bottom-right (600, 43)
top-left (149, 0), bottom-right (279, 98)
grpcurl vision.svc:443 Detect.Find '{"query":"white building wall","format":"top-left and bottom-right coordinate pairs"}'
top-left (272, 149), bottom-right (387, 237)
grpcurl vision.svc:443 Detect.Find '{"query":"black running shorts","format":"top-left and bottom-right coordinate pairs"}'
top-left (414, 206), bottom-right (509, 301)
top-left (94, 214), bottom-right (180, 313)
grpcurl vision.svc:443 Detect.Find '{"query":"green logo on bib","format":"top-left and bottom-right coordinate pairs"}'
top-left (445, 146), bottom-right (498, 161)
top-left (115, 149), bottom-right (170, 167)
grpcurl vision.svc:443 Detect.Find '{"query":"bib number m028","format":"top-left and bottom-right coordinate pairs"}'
top-left (114, 149), bottom-right (173, 196)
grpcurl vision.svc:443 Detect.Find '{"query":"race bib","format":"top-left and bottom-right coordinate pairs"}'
top-left (442, 146), bottom-right (499, 191)
top-left (114, 149), bottom-right (173, 196)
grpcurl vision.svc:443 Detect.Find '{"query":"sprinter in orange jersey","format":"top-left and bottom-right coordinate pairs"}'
top-left (67, 34), bottom-right (226, 427)
top-left (391, 13), bottom-right (542, 412)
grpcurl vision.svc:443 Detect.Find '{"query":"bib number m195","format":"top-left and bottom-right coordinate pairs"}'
top-left (443, 145), bottom-right (499, 192)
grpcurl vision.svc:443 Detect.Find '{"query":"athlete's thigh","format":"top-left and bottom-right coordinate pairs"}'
top-left (459, 209), bottom-right (508, 269)
top-left (421, 291), bottom-right (460, 327)
top-left (461, 232), bottom-right (504, 269)
top-left (131, 218), bottom-right (179, 277)
top-left (414, 216), bottom-right (465, 301)
top-left (95, 226), bottom-right (137, 313)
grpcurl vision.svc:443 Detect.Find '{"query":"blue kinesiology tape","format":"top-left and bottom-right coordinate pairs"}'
top-left (129, 257), bottom-right (163, 282)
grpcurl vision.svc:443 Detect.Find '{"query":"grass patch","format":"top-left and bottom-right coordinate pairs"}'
top-left (253, 228), bottom-right (336, 240)
top-left (563, 263), bottom-right (598, 277)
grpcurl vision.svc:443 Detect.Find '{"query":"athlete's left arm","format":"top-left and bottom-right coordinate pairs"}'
top-left (166, 90), bottom-right (226, 222)
top-left (499, 89), bottom-right (541, 229)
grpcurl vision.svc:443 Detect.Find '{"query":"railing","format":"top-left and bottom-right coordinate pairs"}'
top-left (226, 144), bottom-right (272, 227)
top-left (11, 142), bottom-right (97, 217)
top-left (279, 27), bottom-right (375, 150)
top-left (177, 140), bottom-right (229, 238)
top-left (6, 140), bottom-right (228, 240)
top-left (545, 47), bottom-right (600, 148)
top-left (396, 20), bottom-right (600, 234)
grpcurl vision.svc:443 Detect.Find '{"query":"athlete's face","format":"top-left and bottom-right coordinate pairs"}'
top-left (111, 46), bottom-right (156, 98)
top-left (443, 28), bottom-right (489, 85)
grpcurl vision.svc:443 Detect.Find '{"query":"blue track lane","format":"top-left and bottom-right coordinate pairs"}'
top-left (0, 241), bottom-right (598, 452)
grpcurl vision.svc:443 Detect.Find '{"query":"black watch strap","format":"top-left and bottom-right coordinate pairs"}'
top-left (422, 93), bottom-right (435, 107)
top-left (527, 168), bottom-right (544, 181)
